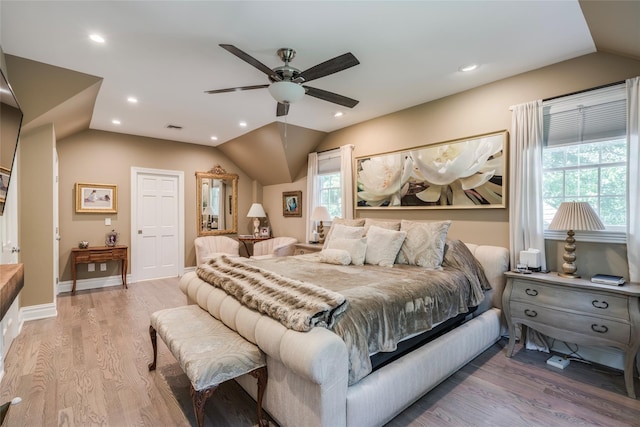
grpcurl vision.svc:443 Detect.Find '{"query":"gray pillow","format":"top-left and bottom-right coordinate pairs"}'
top-left (396, 220), bottom-right (451, 269)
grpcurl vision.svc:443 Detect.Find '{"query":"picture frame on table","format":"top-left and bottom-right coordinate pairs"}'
top-left (283, 190), bottom-right (302, 217)
top-left (259, 226), bottom-right (271, 238)
top-left (75, 182), bottom-right (118, 213)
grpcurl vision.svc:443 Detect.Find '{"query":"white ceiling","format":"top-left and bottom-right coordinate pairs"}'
top-left (1, 1), bottom-right (596, 147)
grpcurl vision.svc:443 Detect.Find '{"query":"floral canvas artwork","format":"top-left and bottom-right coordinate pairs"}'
top-left (356, 131), bottom-right (507, 209)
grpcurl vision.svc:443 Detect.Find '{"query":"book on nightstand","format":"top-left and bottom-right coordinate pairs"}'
top-left (591, 274), bottom-right (625, 286)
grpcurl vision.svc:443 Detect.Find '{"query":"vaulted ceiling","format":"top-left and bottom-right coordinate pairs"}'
top-left (1, 1), bottom-right (638, 184)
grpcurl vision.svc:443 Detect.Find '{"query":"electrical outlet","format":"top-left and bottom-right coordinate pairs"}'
top-left (546, 355), bottom-right (570, 369)
top-left (105, 218), bottom-right (111, 226)
top-left (100, 263), bottom-right (107, 271)
top-left (87, 263), bottom-right (95, 272)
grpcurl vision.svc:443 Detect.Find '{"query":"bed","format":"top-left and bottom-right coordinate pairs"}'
top-left (179, 220), bottom-right (509, 427)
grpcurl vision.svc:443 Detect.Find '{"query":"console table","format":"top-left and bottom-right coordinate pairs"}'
top-left (71, 246), bottom-right (128, 295)
top-left (503, 271), bottom-right (640, 399)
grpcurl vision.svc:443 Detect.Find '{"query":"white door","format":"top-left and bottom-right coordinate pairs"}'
top-left (53, 149), bottom-right (59, 298)
top-left (132, 168), bottom-right (184, 282)
top-left (0, 156), bottom-right (19, 265)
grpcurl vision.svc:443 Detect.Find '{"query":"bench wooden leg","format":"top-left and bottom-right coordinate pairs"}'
top-left (249, 366), bottom-right (268, 427)
top-left (148, 325), bottom-right (157, 371)
top-left (190, 384), bottom-right (217, 427)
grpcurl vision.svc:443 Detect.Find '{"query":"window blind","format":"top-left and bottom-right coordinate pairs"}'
top-left (543, 84), bottom-right (626, 146)
top-left (318, 149), bottom-right (341, 174)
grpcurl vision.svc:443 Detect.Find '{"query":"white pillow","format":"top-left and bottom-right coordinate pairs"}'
top-left (327, 238), bottom-right (367, 266)
top-left (396, 220), bottom-right (451, 269)
top-left (322, 218), bottom-right (366, 249)
top-left (324, 224), bottom-right (364, 247)
top-left (364, 226), bottom-right (407, 267)
top-left (319, 249), bottom-right (352, 265)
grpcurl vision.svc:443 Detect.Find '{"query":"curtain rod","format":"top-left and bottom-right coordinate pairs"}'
top-left (542, 80), bottom-right (625, 102)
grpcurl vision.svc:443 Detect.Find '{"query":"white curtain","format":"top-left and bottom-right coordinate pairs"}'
top-left (306, 151), bottom-right (319, 243)
top-left (340, 144), bottom-right (355, 220)
top-left (626, 77), bottom-right (640, 282)
top-left (509, 100), bottom-right (547, 270)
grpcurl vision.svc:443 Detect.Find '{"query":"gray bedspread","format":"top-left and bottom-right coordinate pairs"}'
top-left (197, 239), bottom-right (491, 385)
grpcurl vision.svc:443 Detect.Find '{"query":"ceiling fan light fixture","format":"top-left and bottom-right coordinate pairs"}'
top-left (268, 81), bottom-right (305, 104)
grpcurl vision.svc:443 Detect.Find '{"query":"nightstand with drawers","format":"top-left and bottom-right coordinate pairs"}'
top-left (503, 271), bottom-right (640, 398)
top-left (293, 242), bottom-right (323, 255)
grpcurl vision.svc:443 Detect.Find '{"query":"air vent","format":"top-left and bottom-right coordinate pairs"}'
top-left (166, 124), bottom-right (182, 130)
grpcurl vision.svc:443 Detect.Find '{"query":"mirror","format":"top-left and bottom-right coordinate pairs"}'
top-left (196, 167), bottom-right (238, 236)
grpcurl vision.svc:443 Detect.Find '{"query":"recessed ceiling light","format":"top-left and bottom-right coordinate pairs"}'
top-left (210, 136), bottom-right (218, 141)
top-left (239, 121), bottom-right (247, 127)
top-left (459, 64), bottom-right (478, 72)
top-left (89, 34), bottom-right (105, 43)
top-left (334, 112), bottom-right (344, 117)
top-left (112, 119), bottom-right (121, 125)
top-left (127, 96), bottom-right (138, 103)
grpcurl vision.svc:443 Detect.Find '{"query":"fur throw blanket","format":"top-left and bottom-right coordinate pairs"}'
top-left (196, 255), bottom-right (348, 332)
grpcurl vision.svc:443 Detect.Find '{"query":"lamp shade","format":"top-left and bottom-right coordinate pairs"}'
top-left (203, 206), bottom-right (215, 216)
top-left (548, 201), bottom-right (605, 231)
top-left (268, 81), bottom-right (305, 104)
top-left (246, 203), bottom-right (266, 218)
top-left (311, 206), bottom-right (331, 222)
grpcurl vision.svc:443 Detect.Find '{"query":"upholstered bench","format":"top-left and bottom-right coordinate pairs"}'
top-left (148, 305), bottom-right (268, 427)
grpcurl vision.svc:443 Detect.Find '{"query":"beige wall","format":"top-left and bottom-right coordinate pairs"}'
top-left (19, 124), bottom-right (56, 306)
top-left (57, 129), bottom-right (254, 281)
top-left (265, 52), bottom-right (640, 276)
top-left (263, 177), bottom-right (307, 243)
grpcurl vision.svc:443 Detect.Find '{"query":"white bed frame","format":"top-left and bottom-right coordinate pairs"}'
top-left (179, 243), bottom-right (509, 427)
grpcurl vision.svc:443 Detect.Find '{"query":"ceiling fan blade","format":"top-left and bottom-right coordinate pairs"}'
top-left (297, 52), bottom-right (359, 83)
top-left (304, 86), bottom-right (359, 108)
top-left (205, 84), bottom-right (268, 94)
top-left (219, 44), bottom-right (280, 81)
top-left (276, 102), bottom-right (290, 117)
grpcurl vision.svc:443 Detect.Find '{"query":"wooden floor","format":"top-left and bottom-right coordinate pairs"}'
top-left (1, 277), bottom-right (638, 427)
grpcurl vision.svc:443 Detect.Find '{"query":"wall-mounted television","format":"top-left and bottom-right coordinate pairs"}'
top-left (0, 68), bottom-right (23, 216)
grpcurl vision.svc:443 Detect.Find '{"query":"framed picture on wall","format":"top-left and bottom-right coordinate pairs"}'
top-left (0, 167), bottom-right (10, 203)
top-left (75, 182), bottom-right (118, 213)
top-left (282, 191), bottom-right (302, 217)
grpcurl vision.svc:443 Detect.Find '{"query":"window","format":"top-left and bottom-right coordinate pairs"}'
top-left (316, 150), bottom-right (342, 219)
top-left (542, 84), bottom-right (627, 236)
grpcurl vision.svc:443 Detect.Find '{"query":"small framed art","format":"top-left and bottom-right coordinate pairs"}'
top-left (282, 191), bottom-right (302, 217)
top-left (76, 182), bottom-right (118, 213)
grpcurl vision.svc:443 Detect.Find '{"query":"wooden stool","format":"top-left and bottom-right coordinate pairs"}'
top-left (148, 305), bottom-right (268, 427)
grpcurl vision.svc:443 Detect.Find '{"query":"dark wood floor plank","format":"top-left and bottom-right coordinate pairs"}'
top-left (1, 277), bottom-right (639, 427)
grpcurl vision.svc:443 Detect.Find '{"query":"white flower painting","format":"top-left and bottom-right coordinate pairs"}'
top-left (356, 131), bottom-right (507, 209)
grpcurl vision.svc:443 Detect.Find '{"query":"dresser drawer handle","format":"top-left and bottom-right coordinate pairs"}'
top-left (591, 300), bottom-right (609, 309)
top-left (525, 288), bottom-right (538, 296)
top-left (524, 309), bottom-right (537, 317)
top-left (591, 324), bottom-right (609, 334)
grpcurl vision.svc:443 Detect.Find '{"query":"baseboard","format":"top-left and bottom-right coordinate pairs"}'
top-left (57, 275), bottom-right (132, 295)
top-left (183, 266), bottom-right (196, 274)
top-left (20, 302), bottom-right (57, 322)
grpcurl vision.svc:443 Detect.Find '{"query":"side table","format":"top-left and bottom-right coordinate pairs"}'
top-left (503, 271), bottom-right (640, 398)
top-left (293, 242), bottom-right (323, 255)
top-left (71, 245), bottom-right (128, 295)
top-left (237, 235), bottom-right (271, 257)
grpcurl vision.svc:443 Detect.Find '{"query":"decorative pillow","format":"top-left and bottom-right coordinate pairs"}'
top-left (363, 218), bottom-right (401, 236)
top-left (319, 249), bottom-right (352, 266)
top-left (323, 218), bottom-right (365, 249)
top-left (327, 238), bottom-right (367, 266)
top-left (323, 223), bottom-right (364, 248)
top-left (396, 220), bottom-right (451, 269)
top-left (364, 225), bottom-right (407, 267)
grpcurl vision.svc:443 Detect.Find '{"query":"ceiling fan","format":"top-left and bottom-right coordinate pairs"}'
top-left (206, 44), bottom-right (360, 117)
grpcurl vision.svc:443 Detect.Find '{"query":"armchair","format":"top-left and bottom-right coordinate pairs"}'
top-left (251, 237), bottom-right (298, 259)
top-left (194, 236), bottom-right (240, 266)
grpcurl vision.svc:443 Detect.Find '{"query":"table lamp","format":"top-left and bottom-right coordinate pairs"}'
top-left (247, 203), bottom-right (266, 237)
top-left (548, 201), bottom-right (604, 278)
top-left (202, 205), bottom-right (215, 229)
top-left (311, 206), bottom-right (331, 243)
